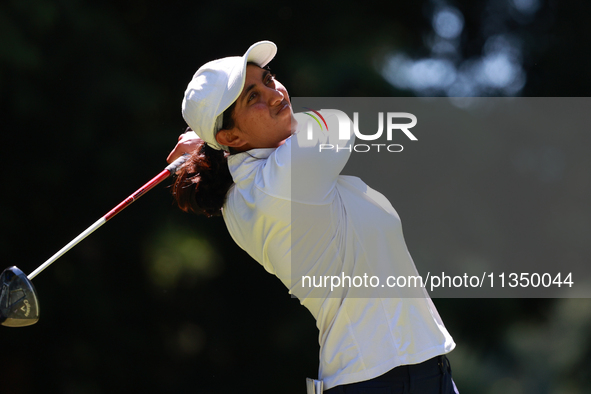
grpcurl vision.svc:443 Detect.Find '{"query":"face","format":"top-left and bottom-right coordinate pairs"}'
top-left (216, 64), bottom-right (295, 151)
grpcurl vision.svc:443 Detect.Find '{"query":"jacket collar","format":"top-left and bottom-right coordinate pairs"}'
top-left (227, 148), bottom-right (276, 183)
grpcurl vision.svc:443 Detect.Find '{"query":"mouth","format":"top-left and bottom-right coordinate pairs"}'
top-left (276, 101), bottom-right (290, 116)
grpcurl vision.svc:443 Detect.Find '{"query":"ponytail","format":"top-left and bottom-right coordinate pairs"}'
top-left (172, 136), bottom-right (234, 217)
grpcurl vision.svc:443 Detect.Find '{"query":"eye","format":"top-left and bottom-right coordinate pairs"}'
top-left (246, 73), bottom-right (277, 103)
top-left (265, 73), bottom-right (276, 85)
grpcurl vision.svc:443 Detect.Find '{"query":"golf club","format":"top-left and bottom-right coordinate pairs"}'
top-left (0, 154), bottom-right (189, 328)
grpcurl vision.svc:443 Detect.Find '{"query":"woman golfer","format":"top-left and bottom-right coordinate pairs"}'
top-left (167, 41), bottom-right (459, 393)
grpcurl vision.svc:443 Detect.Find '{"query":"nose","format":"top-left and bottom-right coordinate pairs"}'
top-left (264, 85), bottom-right (284, 106)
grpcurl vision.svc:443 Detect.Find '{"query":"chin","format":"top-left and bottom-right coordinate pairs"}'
top-left (289, 112), bottom-right (298, 133)
top-left (277, 136), bottom-right (290, 147)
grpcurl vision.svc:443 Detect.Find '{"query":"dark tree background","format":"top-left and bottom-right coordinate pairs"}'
top-left (2, 0), bottom-right (591, 393)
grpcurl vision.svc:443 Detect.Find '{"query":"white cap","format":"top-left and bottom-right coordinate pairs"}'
top-left (181, 41), bottom-right (277, 151)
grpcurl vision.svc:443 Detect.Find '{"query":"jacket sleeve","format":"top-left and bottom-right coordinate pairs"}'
top-left (257, 110), bottom-right (355, 204)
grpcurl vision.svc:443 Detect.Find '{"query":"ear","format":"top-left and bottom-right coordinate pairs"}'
top-left (215, 128), bottom-right (248, 148)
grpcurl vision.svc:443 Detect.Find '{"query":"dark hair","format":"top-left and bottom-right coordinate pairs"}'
top-left (171, 103), bottom-right (236, 217)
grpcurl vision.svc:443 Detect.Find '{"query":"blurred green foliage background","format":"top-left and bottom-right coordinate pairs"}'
top-left (1, 0), bottom-right (591, 393)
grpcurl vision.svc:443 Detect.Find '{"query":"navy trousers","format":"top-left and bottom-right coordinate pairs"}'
top-left (324, 356), bottom-right (459, 394)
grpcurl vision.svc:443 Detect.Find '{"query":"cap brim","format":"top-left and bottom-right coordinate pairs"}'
top-left (243, 41), bottom-right (277, 68)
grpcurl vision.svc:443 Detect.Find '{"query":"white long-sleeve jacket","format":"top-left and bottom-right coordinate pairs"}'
top-left (222, 111), bottom-right (455, 390)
